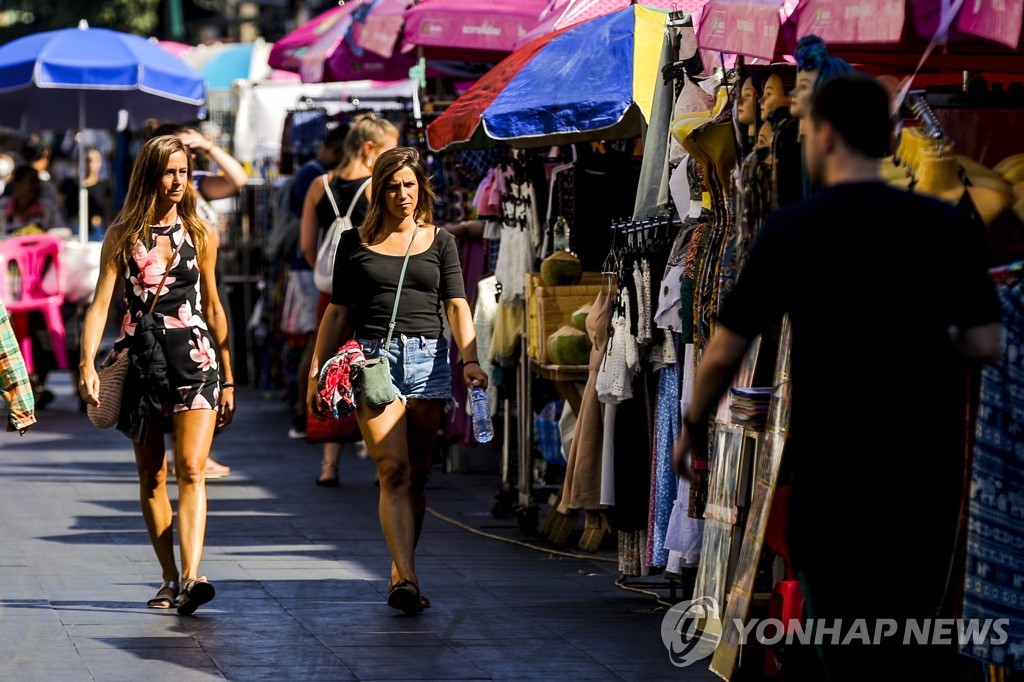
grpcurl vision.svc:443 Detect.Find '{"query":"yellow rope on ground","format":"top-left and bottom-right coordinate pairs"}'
top-left (425, 507), bottom-right (618, 564)
top-left (613, 576), bottom-right (675, 609)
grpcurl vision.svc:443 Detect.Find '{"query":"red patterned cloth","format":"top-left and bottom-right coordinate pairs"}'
top-left (318, 340), bottom-right (366, 418)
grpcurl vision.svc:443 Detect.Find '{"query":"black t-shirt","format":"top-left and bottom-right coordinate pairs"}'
top-left (718, 181), bottom-right (1001, 570)
top-left (332, 226), bottom-right (466, 339)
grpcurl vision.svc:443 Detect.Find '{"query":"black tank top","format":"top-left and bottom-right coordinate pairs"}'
top-left (315, 175), bottom-right (370, 236)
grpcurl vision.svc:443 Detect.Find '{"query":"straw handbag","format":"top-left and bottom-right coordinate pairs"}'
top-left (87, 351), bottom-right (130, 428)
top-left (87, 235), bottom-right (184, 429)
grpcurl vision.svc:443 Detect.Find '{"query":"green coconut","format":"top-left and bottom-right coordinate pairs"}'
top-left (571, 303), bottom-right (592, 332)
top-left (547, 325), bottom-right (592, 365)
top-left (540, 250), bottom-right (583, 286)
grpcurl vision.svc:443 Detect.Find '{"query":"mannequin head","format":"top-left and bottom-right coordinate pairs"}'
top-left (805, 73), bottom-right (891, 188)
top-left (756, 122), bottom-right (774, 150)
top-left (738, 77), bottom-right (759, 128)
top-left (792, 35), bottom-right (852, 119)
top-left (759, 65), bottom-right (796, 120)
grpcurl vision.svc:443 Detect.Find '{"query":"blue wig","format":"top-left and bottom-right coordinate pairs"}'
top-left (795, 35), bottom-right (852, 89)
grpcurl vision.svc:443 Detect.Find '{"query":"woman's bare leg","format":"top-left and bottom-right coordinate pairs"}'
top-left (133, 425), bottom-right (178, 582)
top-left (173, 410), bottom-right (217, 581)
top-left (319, 442), bottom-right (342, 483)
top-left (390, 399), bottom-right (445, 587)
top-left (356, 398), bottom-right (418, 585)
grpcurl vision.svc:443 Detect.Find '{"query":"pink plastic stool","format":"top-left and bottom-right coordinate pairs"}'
top-left (0, 235), bottom-right (68, 373)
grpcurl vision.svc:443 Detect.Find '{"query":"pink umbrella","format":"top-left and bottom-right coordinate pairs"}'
top-left (696, 0), bottom-right (1023, 68)
top-left (269, 2), bottom-right (419, 83)
top-left (154, 39), bottom-right (196, 60)
top-left (403, 0), bottom-right (550, 58)
top-left (354, 0), bottom-right (411, 58)
top-left (268, 4), bottom-right (354, 73)
top-left (517, 0), bottom-right (710, 49)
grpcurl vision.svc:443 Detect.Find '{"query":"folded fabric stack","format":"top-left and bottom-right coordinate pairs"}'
top-left (730, 387), bottom-right (772, 431)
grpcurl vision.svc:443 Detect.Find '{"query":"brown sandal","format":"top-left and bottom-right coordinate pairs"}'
top-left (146, 580), bottom-right (178, 609)
top-left (177, 577), bottom-right (216, 616)
top-left (387, 580), bottom-right (424, 614)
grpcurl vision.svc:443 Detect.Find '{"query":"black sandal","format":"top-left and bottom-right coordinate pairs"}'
top-left (176, 577), bottom-right (216, 616)
top-left (387, 580), bottom-right (424, 614)
top-left (146, 580), bottom-right (178, 609)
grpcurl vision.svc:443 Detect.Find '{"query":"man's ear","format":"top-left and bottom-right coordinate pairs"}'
top-left (821, 121), bottom-right (838, 155)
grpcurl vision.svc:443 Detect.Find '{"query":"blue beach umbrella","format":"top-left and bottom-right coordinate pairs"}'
top-left (0, 20), bottom-right (206, 240)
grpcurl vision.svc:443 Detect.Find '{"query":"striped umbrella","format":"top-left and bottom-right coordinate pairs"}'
top-left (426, 5), bottom-right (668, 150)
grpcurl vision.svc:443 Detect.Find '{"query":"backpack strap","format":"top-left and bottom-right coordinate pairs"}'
top-left (345, 178), bottom-right (373, 221)
top-left (322, 174), bottom-right (341, 219)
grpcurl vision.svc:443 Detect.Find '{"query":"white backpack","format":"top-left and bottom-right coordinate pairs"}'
top-left (314, 175), bottom-right (372, 293)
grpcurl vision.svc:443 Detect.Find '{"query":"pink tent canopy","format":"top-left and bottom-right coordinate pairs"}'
top-left (696, 0), bottom-right (1023, 70)
top-left (403, 0), bottom-right (549, 58)
top-left (517, 0), bottom-right (710, 49)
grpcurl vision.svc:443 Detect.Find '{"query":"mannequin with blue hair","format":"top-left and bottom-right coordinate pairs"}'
top-left (791, 35), bottom-right (853, 121)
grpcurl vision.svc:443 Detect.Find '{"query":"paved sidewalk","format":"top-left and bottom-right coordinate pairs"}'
top-left (0, 381), bottom-right (717, 681)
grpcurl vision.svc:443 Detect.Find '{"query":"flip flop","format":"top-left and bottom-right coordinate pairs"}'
top-left (177, 577), bottom-right (216, 616)
top-left (387, 580), bottom-right (424, 615)
top-left (389, 581), bottom-right (430, 609)
top-left (146, 580), bottom-right (179, 609)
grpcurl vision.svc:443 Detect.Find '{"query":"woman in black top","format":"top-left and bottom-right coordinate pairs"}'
top-left (299, 115), bottom-right (398, 485)
top-left (308, 147), bottom-right (487, 613)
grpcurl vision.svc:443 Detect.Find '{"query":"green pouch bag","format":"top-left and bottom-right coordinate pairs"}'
top-left (359, 356), bottom-right (396, 408)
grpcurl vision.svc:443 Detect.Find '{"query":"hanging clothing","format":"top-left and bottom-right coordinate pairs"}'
top-left (472, 276), bottom-right (500, 415)
top-left (600, 402), bottom-right (617, 507)
top-left (646, 354), bottom-right (680, 569)
top-left (962, 276), bottom-right (1024, 669)
top-left (596, 294), bottom-right (637, 404)
top-left (734, 146), bottom-right (773, 276)
top-left (561, 290), bottom-right (611, 511)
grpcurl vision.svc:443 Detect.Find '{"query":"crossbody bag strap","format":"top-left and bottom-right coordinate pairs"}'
top-left (322, 174), bottom-right (341, 219)
top-left (148, 229), bottom-right (188, 315)
top-left (382, 225), bottom-right (420, 349)
top-left (345, 178), bottom-right (372, 221)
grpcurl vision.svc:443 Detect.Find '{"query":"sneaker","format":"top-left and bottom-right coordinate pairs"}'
top-left (288, 413), bottom-right (307, 440)
top-left (355, 441), bottom-right (370, 460)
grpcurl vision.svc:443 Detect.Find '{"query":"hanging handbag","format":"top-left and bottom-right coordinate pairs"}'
top-left (314, 175), bottom-right (372, 293)
top-left (358, 225), bottom-right (420, 409)
top-left (87, 233), bottom-right (185, 429)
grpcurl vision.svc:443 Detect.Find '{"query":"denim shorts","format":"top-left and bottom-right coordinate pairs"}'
top-left (357, 334), bottom-right (453, 406)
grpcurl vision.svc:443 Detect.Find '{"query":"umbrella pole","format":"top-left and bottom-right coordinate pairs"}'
top-left (78, 91), bottom-right (88, 243)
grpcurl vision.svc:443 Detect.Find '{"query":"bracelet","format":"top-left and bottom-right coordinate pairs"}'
top-left (463, 360), bottom-right (481, 368)
top-left (221, 381), bottom-right (235, 389)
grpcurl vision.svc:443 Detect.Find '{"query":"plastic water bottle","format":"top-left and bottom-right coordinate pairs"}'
top-left (470, 381), bottom-right (494, 444)
top-left (552, 216), bottom-right (570, 252)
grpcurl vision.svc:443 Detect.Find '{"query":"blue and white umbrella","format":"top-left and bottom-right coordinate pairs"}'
top-left (0, 21), bottom-right (206, 240)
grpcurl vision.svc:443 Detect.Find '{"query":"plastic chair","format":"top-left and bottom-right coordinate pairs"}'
top-left (0, 234), bottom-right (67, 373)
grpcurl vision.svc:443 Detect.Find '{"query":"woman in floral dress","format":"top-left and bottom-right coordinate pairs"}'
top-left (79, 135), bottom-right (235, 615)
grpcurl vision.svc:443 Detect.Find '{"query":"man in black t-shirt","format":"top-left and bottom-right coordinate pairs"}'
top-left (673, 73), bottom-right (1002, 678)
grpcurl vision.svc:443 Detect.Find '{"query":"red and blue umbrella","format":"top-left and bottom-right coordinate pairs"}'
top-left (426, 4), bottom-right (668, 150)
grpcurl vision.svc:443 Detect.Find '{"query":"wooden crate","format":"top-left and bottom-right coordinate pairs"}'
top-left (526, 273), bottom-right (606, 364)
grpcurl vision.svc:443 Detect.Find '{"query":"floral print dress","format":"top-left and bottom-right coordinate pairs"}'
top-left (115, 224), bottom-right (221, 413)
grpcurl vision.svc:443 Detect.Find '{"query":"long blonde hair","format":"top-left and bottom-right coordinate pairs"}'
top-left (111, 135), bottom-right (208, 268)
top-left (360, 147), bottom-right (436, 245)
top-left (338, 113), bottom-right (399, 171)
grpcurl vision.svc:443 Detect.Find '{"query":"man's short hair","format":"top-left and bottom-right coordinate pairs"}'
top-left (810, 72), bottom-right (892, 159)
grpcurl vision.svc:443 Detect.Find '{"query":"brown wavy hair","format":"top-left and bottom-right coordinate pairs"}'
top-left (111, 135), bottom-right (208, 268)
top-left (359, 147), bottom-right (436, 245)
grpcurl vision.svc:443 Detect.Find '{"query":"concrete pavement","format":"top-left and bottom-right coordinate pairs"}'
top-left (0, 378), bottom-right (717, 681)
